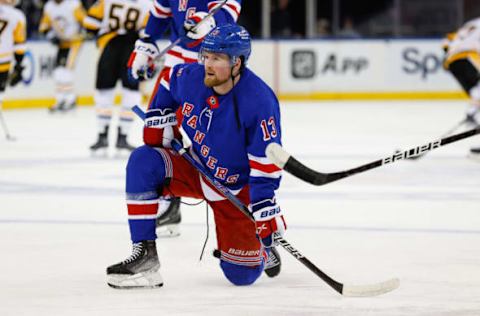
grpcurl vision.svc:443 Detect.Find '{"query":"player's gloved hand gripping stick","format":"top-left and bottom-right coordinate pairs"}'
top-left (132, 105), bottom-right (399, 297)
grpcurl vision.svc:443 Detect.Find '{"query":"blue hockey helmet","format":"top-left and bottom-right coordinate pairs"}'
top-left (199, 24), bottom-right (252, 67)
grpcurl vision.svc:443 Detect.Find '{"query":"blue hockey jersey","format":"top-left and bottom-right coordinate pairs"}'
top-left (147, 0), bottom-right (241, 53)
top-left (149, 63), bottom-right (282, 211)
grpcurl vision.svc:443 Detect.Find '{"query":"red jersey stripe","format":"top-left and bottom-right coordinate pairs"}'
top-left (249, 160), bottom-right (281, 173)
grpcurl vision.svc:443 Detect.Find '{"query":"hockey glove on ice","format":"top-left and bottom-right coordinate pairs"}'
top-left (251, 199), bottom-right (287, 248)
top-left (128, 38), bottom-right (159, 81)
top-left (143, 108), bottom-right (182, 148)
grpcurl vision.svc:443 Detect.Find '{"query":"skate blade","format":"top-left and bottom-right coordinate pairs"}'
top-left (90, 148), bottom-right (108, 158)
top-left (107, 271), bottom-right (164, 289)
top-left (113, 149), bottom-right (133, 159)
top-left (156, 224), bottom-right (181, 238)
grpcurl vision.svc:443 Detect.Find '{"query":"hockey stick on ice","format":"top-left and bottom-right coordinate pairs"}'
top-left (0, 107), bottom-right (15, 141)
top-left (266, 127), bottom-right (480, 186)
top-left (132, 105), bottom-right (399, 297)
top-left (404, 118), bottom-right (472, 161)
top-left (156, 0), bottom-right (228, 60)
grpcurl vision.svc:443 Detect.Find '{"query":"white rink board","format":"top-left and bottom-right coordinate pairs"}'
top-left (3, 39), bottom-right (462, 104)
top-left (278, 39), bottom-right (458, 93)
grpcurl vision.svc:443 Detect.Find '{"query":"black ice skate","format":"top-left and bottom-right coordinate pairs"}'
top-left (107, 240), bottom-right (163, 289)
top-left (61, 99), bottom-right (77, 112)
top-left (48, 101), bottom-right (65, 113)
top-left (470, 146), bottom-right (480, 155)
top-left (156, 197), bottom-right (182, 237)
top-left (90, 126), bottom-right (109, 152)
top-left (465, 113), bottom-right (479, 127)
top-left (116, 127), bottom-right (136, 151)
top-left (264, 247), bottom-right (281, 278)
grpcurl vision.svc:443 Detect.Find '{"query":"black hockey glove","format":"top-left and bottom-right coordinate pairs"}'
top-left (9, 64), bottom-right (24, 87)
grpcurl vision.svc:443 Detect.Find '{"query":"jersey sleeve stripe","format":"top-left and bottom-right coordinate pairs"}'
top-left (167, 48), bottom-right (197, 63)
top-left (248, 154), bottom-right (280, 170)
top-left (250, 169), bottom-right (282, 179)
top-left (160, 77), bottom-right (170, 91)
top-left (249, 159), bottom-right (281, 173)
top-left (208, 0), bottom-right (241, 20)
top-left (152, 1), bottom-right (172, 18)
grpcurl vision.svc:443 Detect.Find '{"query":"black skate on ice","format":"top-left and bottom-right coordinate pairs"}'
top-left (471, 146), bottom-right (480, 154)
top-left (90, 126), bottom-right (109, 152)
top-left (465, 113), bottom-right (479, 128)
top-left (156, 197), bottom-right (182, 237)
top-left (107, 240), bottom-right (163, 289)
top-left (61, 99), bottom-right (77, 112)
top-left (48, 101), bottom-right (65, 113)
top-left (116, 128), bottom-right (136, 151)
top-left (264, 247), bottom-right (281, 278)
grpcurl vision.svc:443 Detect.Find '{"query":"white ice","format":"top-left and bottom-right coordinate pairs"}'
top-left (1, 101), bottom-right (479, 316)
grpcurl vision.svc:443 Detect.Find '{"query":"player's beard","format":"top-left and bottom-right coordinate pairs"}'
top-left (204, 73), bottom-right (230, 88)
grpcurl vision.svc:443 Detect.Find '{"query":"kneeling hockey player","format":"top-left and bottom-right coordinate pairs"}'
top-left (107, 24), bottom-right (286, 288)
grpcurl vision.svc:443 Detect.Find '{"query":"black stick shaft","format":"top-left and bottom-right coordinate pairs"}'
top-left (285, 127), bottom-right (480, 186)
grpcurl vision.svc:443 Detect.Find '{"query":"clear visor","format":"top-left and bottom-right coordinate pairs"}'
top-left (198, 48), bottom-right (237, 66)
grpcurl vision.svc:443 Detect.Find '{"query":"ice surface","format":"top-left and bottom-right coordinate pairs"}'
top-left (1, 101), bottom-right (479, 315)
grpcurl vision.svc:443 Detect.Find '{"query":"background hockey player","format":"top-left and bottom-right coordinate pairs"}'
top-left (443, 18), bottom-right (480, 155)
top-left (39, 0), bottom-right (86, 113)
top-left (83, 0), bottom-right (151, 153)
top-left (127, 0), bottom-right (242, 238)
top-left (0, 0), bottom-right (26, 134)
top-left (106, 24), bottom-right (286, 288)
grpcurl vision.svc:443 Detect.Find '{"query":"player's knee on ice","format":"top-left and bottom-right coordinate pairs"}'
top-left (220, 261), bottom-right (263, 286)
top-left (126, 145), bottom-right (167, 192)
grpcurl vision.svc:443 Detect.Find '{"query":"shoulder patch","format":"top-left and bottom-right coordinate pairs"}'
top-left (176, 67), bottom-right (184, 77)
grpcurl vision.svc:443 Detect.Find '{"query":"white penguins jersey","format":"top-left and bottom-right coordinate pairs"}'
top-left (39, 0), bottom-right (86, 41)
top-left (446, 18), bottom-right (480, 58)
top-left (83, 0), bottom-right (151, 37)
top-left (0, 3), bottom-right (26, 66)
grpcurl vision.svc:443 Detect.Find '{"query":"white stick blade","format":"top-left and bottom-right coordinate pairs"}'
top-left (266, 143), bottom-right (290, 168)
top-left (342, 278), bottom-right (400, 297)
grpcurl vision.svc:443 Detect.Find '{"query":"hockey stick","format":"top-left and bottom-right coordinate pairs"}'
top-left (132, 105), bottom-right (399, 297)
top-left (0, 107), bottom-right (15, 141)
top-left (404, 118), bottom-right (471, 161)
top-left (156, 0), bottom-right (228, 60)
top-left (266, 127), bottom-right (480, 186)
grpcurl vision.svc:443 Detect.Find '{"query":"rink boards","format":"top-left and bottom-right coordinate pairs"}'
top-left (3, 38), bottom-right (466, 109)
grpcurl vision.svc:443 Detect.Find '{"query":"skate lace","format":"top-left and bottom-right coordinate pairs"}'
top-left (123, 242), bottom-right (145, 264)
top-left (266, 250), bottom-right (279, 267)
